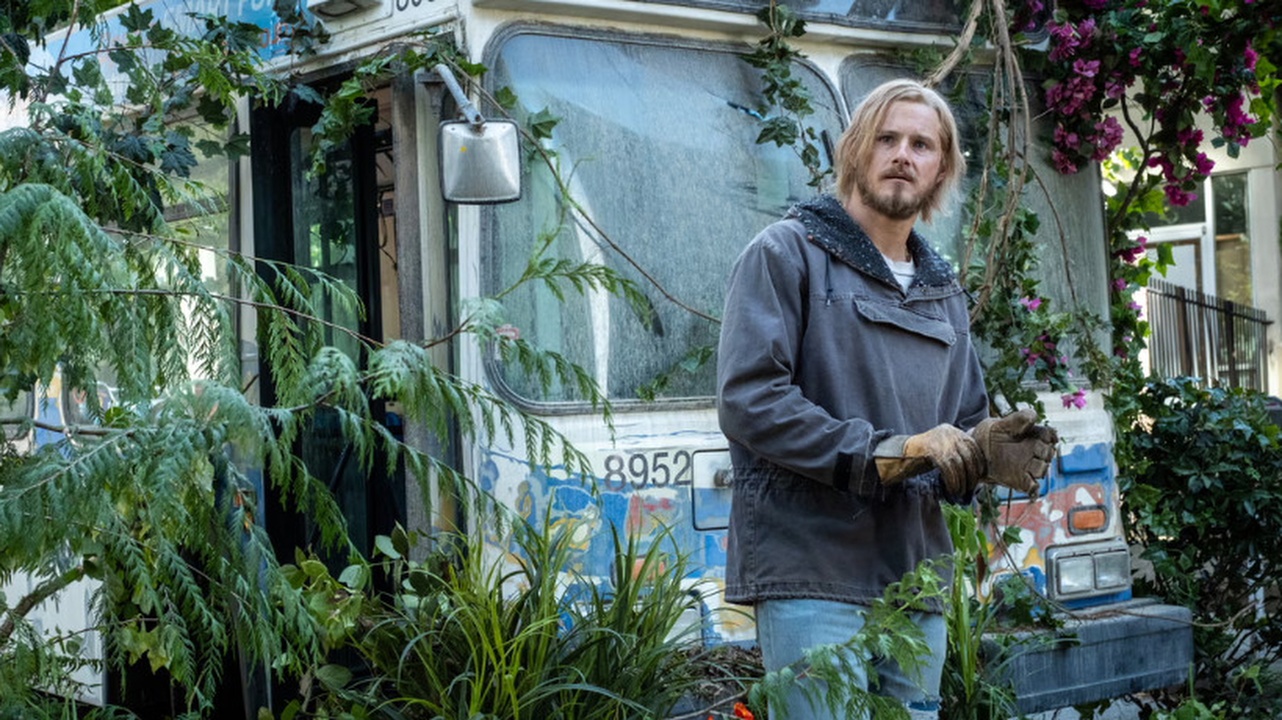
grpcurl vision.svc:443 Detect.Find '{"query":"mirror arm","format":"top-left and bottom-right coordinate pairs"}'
top-left (432, 63), bottom-right (486, 128)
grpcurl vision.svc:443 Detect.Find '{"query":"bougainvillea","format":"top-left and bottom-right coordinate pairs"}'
top-left (1039, 1), bottom-right (1276, 204)
top-left (1024, 0), bottom-right (1280, 399)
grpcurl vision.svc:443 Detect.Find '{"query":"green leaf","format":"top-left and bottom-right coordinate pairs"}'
top-left (494, 86), bottom-right (518, 110)
top-left (290, 83), bottom-right (326, 107)
top-left (315, 663), bottom-right (352, 690)
top-left (337, 563), bottom-right (368, 590)
top-left (528, 108), bottom-right (560, 140)
top-left (71, 58), bottom-right (103, 88)
top-left (119, 3), bottom-right (154, 32)
top-left (391, 524), bottom-right (412, 557)
top-left (160, 133), bottom-right (198, 176)
top-left (374, 534), bottom-right (401, 560)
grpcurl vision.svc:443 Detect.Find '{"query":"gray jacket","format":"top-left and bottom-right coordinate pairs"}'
top-left (716, 195), bottom-right (989, 611)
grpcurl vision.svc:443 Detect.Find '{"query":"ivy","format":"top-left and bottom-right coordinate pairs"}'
top-left (742, 1), bottom-right (829, 188)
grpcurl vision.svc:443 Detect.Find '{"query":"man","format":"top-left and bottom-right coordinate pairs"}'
top-left (716, 78), bottom-right (1057, 719)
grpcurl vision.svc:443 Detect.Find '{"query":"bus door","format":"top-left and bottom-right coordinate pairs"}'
top-left (248, 87), bottom-right (405, 567)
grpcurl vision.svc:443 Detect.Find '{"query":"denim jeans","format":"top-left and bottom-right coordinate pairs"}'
top-left (755, 598), bottom-right (946, 720)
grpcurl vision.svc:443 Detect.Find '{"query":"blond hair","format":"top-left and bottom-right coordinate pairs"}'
top-left (834, 79), bottom-right (965, 222)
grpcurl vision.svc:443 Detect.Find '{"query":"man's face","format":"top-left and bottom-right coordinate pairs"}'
top-left (855, 100), bottom-right (946, 221)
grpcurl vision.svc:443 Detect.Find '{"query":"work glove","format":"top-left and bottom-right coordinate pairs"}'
top-left (874, 424), bottom-right (985, 497)
top-left (970, 408), bottom-right (1059, 495)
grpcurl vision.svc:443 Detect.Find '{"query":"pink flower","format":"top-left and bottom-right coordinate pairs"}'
top-left (1048, 22), bottom-right (1078, 62)
top-left (1073, 58), bottom-right (1101, 78)
top-left (1020, 296), bottom-right (1043, 311)
top-left (1054, 125), bottom-right (1081, 149)
top-left (1091, 116), bottom-right (1124, 160)
top-left (1220, 93), bottom-right (1257, 144)
top-left (1164, 184), bottom-right (1197, 207)
top-left (1116, 243), bottom-right (1145, 263)
top-left (1112, 278), bottom-right (1127, 292)
top-left (1194, 152), bottom-right (1215, 177)
top-left (1061, 388), bottom-right (1088, 409)
top-left (1245, 44), bottom-right (1259, 72)
top-left (1052, 148), bottom-right (1079, 174)
top-left (1079, 18), bottom-right (1096, 39)
top-left (1048, 18), bottom-right (1096, 62)
top-left (1128, 47), bottom-right (1143, 67)
top-left (1047, 76), bottom-right (1097, 116)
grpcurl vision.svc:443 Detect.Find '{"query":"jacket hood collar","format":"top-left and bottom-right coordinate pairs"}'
top-left (788, 194), bottom-right (956, 288)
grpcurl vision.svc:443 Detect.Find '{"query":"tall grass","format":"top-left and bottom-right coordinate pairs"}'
top-left (347, 516), bottom-right (715, 719)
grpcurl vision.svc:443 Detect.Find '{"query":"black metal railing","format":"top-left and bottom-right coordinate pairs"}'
top-left (1145, 278), bottom-right (1272, 391)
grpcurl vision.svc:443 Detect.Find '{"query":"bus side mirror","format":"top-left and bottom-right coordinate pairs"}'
top-left (428, 63), bottom-right (522, 205)
top-left (439, 118), bottom-right (521, 204)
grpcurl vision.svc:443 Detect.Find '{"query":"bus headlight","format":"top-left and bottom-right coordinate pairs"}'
top-left (1048, 539), bottom-right (1132, 600)
top-left (1094, 550), bottom-right (1131, 590)
top-left (1056, 555), bottom-right (1096, 595)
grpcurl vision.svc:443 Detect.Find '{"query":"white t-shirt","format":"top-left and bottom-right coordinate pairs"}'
top-left (881, 253), bottom-right (916, 291)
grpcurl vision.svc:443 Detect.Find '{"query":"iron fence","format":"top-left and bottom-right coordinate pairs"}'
top-left (1145, 278), bottom-right (1272, 391)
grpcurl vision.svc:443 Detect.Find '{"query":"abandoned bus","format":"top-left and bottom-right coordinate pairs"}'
top-left (4, 0), bottom-right (1193, 713)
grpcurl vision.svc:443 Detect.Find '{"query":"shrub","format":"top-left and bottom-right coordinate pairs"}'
top-left (1114, 376), bottom-right (1282, 716)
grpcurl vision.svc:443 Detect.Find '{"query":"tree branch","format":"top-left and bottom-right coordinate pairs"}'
top-left (0, 564), bottom-right (87, 647)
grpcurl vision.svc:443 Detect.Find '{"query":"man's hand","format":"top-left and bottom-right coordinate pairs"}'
top-left (876, 424), bottom-right (985, 496)
top-left (971, 409), bottom-right (1058, 495)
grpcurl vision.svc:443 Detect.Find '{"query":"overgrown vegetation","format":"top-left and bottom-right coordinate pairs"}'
top-left (0, 4), bottom-right (623, 718)
top-left (276, 518), bottom-right (732, 720)
top-left (1027, 0), bottom-right (1282, 389)
top-left (939, 505), bottom-right (1039, 720)
top-left (3, 0), bottom-right (1282, 717)
top-left (1040, 2), bottom-right (1282, 713)
top-left (1114, 378), bottom-right (1282, 716)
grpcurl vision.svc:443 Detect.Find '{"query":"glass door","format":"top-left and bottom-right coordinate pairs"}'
top-left (250, 93), bottom-right (403, 565)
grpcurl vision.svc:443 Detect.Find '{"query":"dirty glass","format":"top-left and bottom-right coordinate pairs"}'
top-left (166, 122), bottom-right (233, 298)
top-left (163, 122), bottom-right (236, 399)
top-left (630, 0), bottom-right (962, 31)
top-left (485, 30), bottom-right (844, 404)
top-left (839, 58), bottom-right (1111, 360)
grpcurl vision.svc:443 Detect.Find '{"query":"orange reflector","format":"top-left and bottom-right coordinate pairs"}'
top-left (1069, 506), bottom-right (1108, 534)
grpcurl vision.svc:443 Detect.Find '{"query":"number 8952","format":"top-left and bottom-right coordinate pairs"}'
top-left (601, 450), bottom-right (694, 490)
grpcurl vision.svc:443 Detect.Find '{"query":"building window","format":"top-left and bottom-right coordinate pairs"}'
top-left (1144, 171), bottom-right (1252, 306)
top-left (1212, 173), bottom-right (1251, 307)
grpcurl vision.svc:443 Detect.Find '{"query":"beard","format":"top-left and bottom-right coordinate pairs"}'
top-left (857, 173), bottom-right (933, 221)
